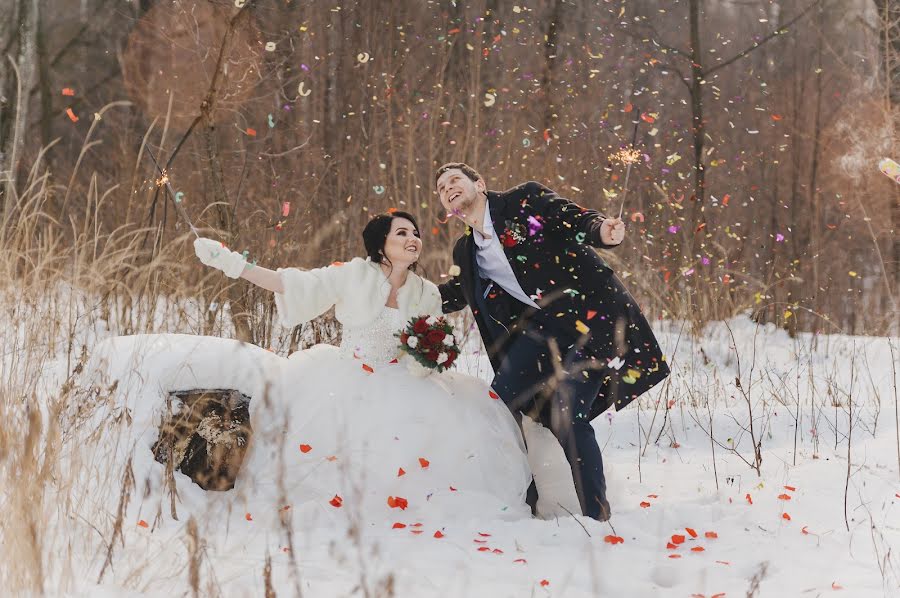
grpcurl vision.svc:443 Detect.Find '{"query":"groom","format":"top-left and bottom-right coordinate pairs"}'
top-left (436, 163), bottom-right (670, 522)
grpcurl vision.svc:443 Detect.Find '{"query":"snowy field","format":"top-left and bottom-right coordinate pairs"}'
top-left (9, 304), bottom-right (900, 598)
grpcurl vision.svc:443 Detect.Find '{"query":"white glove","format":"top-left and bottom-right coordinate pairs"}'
top-left (193, 237), bottom-right (247, 278)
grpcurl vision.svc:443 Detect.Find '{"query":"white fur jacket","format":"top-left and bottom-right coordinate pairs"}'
top-left (274, 257), bottom-right (442, 329)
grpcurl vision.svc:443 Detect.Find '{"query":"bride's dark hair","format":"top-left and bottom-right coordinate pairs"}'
top-left (362, 211), bottom-right (421, 274)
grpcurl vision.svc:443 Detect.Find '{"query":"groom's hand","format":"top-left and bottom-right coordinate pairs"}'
top-left (599, 217), bottom-right (625, 246)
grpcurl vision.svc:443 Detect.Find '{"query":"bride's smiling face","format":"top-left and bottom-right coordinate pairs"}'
top-left (381, 217), bottom-right (422, 266)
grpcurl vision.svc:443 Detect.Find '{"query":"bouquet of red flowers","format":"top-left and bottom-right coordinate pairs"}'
top-left (397, 315), bottom-right (460, 374)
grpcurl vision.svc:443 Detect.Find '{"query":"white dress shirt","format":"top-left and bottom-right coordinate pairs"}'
top-left (473, 205), bottom-right (540, 309)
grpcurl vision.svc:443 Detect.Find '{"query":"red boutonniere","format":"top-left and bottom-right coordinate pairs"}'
top-left (499, 220), bottom-right (526, 247)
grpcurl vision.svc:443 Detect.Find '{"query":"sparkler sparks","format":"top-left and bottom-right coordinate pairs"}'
top-left (611, 148), bottom-right (641, 165)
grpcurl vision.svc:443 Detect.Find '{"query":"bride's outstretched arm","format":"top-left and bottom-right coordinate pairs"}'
top-left (193, 237), bottom-right (284, 293)
top-left (240, 265), bottom-right (284, 294)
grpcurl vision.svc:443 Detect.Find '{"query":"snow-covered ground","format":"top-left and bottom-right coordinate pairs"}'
top-left (7, 301), bottom-right (900, 598)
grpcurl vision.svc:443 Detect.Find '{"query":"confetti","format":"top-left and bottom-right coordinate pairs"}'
top-left (329, 495), bottom-right (343, 508)
top-left (297, 82), bottom-right (311, 97)
top-left (61, 88), bottom-right (75, 96)
top-left (137, 520), bottom-right (148, 528)
top-left (433, 530), bottom-right (444, 538)
top-left (397, 467), bottom-right (406, 477)
top-left (392, 522), bottom-right (406, 529)
top-left (387, 496), bottom-right (409, 510)
top-left (357, 52), bottom-right (370, 63)
top-left (246, 128), bottom-right (257, 136)
top-left (878, 158), bottom-right (900, 183)
top-left (373, 185), bottom-right (385, 195)
top-left (268, 114), bottom-right (275, 128)
top-left (603, 535), bottom-right (624, 544)
top-left (245, 513), bottom-right (252, 521)
top-left (299, 444), bottom-right (312, 453)
top-left (418, 457), bottom-right (430, 468)
top-left (484, 93), bottom-right (496, 107)
top-left (66, 108), bottom-right (79, 122)
top-left (265, 42), bottom-right (276, 52)
top-left (630, 212), bottom-right (644, 223)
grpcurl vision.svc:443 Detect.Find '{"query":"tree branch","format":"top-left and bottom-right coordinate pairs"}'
top-left (703, 0), bottom-right (826, 77)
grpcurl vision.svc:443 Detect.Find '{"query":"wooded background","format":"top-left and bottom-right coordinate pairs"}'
top-left (0, 0), bottom-right (897, 344)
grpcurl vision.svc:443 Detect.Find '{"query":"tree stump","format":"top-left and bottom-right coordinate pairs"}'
top-left (151, 389), bottom-right (251, 491)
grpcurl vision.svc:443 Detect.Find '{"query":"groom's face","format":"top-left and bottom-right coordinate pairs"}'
top-left (436, 169), bottom-right (485, 218)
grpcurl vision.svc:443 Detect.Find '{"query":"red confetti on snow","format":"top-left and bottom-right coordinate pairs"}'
top-left (671, 534), bottom-right (686, 545)
top-left (782, 512), bottom-right (791, 521)
top-left (647, 494), bottom-right (659, 498)
top-left (397, 467), bottom-right (406, 477)
top-left (640, 501), bottom-right (651, 508)
top-left (433, 531), bottom-right (444, 538)
top-left (488, 390), bottom-right (500, 400)
top-left (716, 561), bottom-right (731, 566)
top-left (245, 513), bottom-right (253, 521)
top-left (362, 363), bottom-right (375, 373)
top-left (492, 548), bottom-right (504, 554)
top-left (299, 444), bottom-right (312, 453)
top-left (449, 486), bottom-right (457, 491)
top-left (392, 522), bottom-right (406, 529)
top-left (832, 582), bottom-right (843, 590)
top-left (704, 531), bottom-right (718, 539)
top-left (784, 485), bottom-right (796, 491)
top-left (478, 532), bottom-right (492, 537)
top-left (513, 558), bottom-right (527, 564)
top-left (690, 546), bottom-right (705, 552)
top-left (474, 539), bottom-right (487, 544)
top-left (686, 527), bottom-right (698, 538)
top-left (540, 580), bottom-right (550, 587)
top-left (329, 495), bottom-right (343, 508)
top-left (778, 493), bottom-right (792, 501)
top-left (745, 493), bottom-right (753, 505)
top-left (477, 546), bottom-right (491, 552)
top-left (137, 520), bottom-right (148, 528)
top-left (604, 535), bottom-right (624, 545)
top-left (668, 554), bottom-right (682, 559)
top-left (410, 530), bottom-right (423, 535)
top-left (418, 457), bottom-right (430, 469)
top-left (387, 496), bottom-right (409, 510)
top-left (666, 542), bottom-right (678, 550)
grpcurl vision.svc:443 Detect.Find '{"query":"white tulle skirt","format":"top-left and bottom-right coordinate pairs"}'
top-left (238, 345), bottom-right (534, 527)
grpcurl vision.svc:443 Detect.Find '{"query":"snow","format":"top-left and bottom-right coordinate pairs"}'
top-left (15, 311), bottom-right (900, 597)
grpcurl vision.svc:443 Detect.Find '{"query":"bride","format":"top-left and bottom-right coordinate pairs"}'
top-left (193, 212), bottom-right (535, 524)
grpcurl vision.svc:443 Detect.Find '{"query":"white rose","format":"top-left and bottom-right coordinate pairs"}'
top-left (437, 352), bottom-right (449, 364)
top-left (443, 335), bottom-right (454, 346)
top-left (425, 316), bottom-right (437, 326)
top-left (407, 336), bottom-right (419, 349)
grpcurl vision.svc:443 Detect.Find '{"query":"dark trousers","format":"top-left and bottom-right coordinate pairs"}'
top-left (490, 321), bottom-right (610, 520)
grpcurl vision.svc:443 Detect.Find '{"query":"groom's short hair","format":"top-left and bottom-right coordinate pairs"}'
top-left (434, 162), bottom-right (482, 188)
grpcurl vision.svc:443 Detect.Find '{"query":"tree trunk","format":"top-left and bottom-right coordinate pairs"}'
top-left (1, 0), bottom-right (39, 225)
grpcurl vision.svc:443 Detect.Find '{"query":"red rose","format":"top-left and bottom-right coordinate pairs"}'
top-left (426, 350), bottom-right (439, 362)
top-left (413, 319), bottom-right (428, 334)
top-left (400, 332), bottom-right (409, 344)
top-left (426, 329), bottom-right (446, 344)
top-left (444, 350), bottom-right (457, 366)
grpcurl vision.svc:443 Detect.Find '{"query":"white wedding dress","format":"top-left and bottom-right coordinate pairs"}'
top-left (240, 305), bottom-right (534, 526)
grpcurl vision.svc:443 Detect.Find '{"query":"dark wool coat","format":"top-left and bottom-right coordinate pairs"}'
top-left (438, 181), bottom-right (670, 419)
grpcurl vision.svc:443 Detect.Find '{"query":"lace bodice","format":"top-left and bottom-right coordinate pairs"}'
top-left (338, 305), bottom-right (406, 365)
